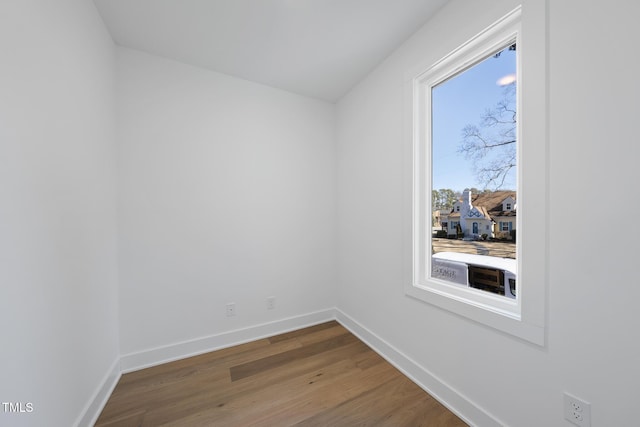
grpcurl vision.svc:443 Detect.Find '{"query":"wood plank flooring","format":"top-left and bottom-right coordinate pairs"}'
top-left (95, 321), bottom-right (467, 426)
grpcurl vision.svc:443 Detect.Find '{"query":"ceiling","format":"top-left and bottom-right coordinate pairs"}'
top-left (93, 0), bottom-right (449, 102)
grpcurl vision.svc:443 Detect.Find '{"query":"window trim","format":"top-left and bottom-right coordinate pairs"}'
top-left (404, 5), bottom-right (547, 345)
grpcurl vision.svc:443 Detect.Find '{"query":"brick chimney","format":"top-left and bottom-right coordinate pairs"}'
top-left (459, 188), bottom-right (472, 235)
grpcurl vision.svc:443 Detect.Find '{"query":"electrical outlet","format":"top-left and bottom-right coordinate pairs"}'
top-left (564, 393), bottom-right (591, 427)
top-left (267, 296), bottom-right (276, 310)
top-left (226, 303), bottom-right (236, 317)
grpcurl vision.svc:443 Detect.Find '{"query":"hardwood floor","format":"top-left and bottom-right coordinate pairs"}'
top-left (95, 321), bottom-right (467, 426)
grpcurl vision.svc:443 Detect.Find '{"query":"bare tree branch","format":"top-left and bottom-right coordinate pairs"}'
top-left (458, 82), bottom-right (517, 190)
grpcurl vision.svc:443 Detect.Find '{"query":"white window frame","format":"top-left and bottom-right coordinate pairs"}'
top-left (404, 5), bottom-right (547, 345)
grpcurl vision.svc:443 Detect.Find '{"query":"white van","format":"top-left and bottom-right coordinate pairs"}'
top-left (432, 251), bottom-right (516, 299)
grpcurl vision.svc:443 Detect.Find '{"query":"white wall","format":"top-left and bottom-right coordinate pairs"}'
top-left (116, 48), bottom-right (337, 358)
top-left (336, 0), bottom-right (640, 426)
top-left (0, 1), bottom-right (119, 426)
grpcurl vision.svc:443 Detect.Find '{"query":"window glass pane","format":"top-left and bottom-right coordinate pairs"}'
top-left (430, 43), bottom-right (517, 299)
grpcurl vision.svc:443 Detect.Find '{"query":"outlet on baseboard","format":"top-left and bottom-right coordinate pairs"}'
top-left (564, 392), bottom-right (591, 427)
top-left (226, 303), bottom-right (236, 317)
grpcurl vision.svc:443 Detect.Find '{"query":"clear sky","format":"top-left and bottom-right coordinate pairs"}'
top-left (431, 46), bottom-right (516, 193)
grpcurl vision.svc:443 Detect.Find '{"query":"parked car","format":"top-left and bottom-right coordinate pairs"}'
top-left (431, 251), bottom-right (516, 299)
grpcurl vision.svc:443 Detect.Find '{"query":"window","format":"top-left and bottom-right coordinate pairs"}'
top-left (404, 5), bottom-right (547, 345)
top-left (500, 222), bottom-right (511, 232)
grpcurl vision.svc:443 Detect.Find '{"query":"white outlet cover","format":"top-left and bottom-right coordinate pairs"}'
top-left (226, 303), bottom-right (236, 316)
top-left (563, 393), bottom-right (591, 427)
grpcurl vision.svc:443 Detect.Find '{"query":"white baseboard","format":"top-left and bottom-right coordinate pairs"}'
top-left (120, 308), bottom-right (336, 373)
top-left (75, 357), bottom-right (121, 427)
top-left (335, 309), bottom-right (503, 427)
